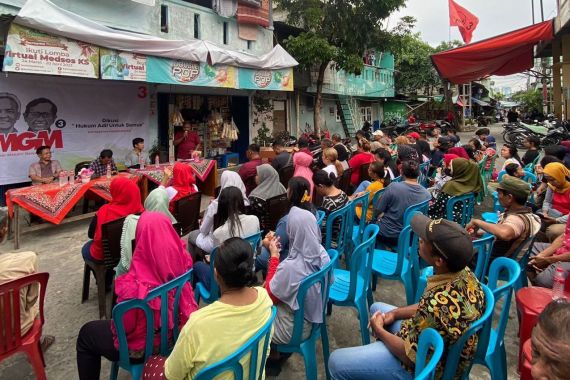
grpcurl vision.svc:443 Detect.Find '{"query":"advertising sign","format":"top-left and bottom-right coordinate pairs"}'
top-left (0, 74), bottom-right (150, 185)
top-left (146, 56), bottom-right (237, 88)
top-left (100, 48), bottom-right (147, 81)
top-left (238, 67), bottom-right (293, 91)
top-left (2, 24), bottom-right (99, 79)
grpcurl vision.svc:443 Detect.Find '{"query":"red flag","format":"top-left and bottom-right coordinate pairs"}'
top-left (449, 0), bottom-right (479, 44)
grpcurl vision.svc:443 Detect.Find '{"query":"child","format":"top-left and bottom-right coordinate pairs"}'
top-left (350, 161), bottom-right (390, 221)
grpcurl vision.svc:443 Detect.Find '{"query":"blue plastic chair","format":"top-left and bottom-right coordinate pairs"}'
top-left (349, 192), bottom-right (370, 250)
top-left (328, 224), bottom-right (379, 345)
top-left (324, 203), bottom-right (352, 260)
top-left (415, 328), bottom-right (445, 380)
top-left (465, 258), bottom-right (520, 380)
top-left (472, 235), bottom-right (495, 281)
top-left (482, 191), bottom-right (503, 223)
top-left (419, 161), bottom-right (431, 188)
top-left (441, 284), bottom-right (495, 380)
top-left (370, 225), bottom-right (418, 305)
top-left (403, 198), bottom-right (430, 226)
top-left (501, 234), bottom-right (535, 291)
top-left (393, 175), bottom-right (402, 183)
top-left (111, 269), bottom-right (193, 380)
top-left (195, 232), bottom-right (262, 304)
top-left (194, 307), bottom-right (277, 380)
top-left (274, 249), bottom-right (338, 380)
top-left (370, 187), bottom-right (386, 221)
top-left (522, 170), bottom-right (537, 184)
top-left (445, 193), bottom-right (475, 227)
top-left (316, 210), bottom-right (326, 227)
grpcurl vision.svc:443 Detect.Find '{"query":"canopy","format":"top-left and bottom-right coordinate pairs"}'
top-left (14, 0), bottom-right (298, 69)
top-left (431, 20), bottom-right (554, 84)
top-left (472, 98), bottom-right (491, 107)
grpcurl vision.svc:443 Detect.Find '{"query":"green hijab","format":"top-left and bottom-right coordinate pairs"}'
top-left (441, 158), bottom-right (483, 196)
top-left (115, 188), bottom-right (178, 277)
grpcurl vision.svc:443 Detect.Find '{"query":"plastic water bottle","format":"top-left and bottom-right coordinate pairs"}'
top-left (68, 170), bottom-right (74, 184)
top-left (155, 155), bottom-right (160, 169)
top-left (139, 155), bottom-right (145, 170)
top-left (552, 265), bottom-right (566, 300)
top-left (58, 170), bottom-right (67, 186)
top-left (106, 164), bottom-right (112, 179)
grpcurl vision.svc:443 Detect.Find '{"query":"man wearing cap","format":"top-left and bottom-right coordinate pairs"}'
top-left (329, 215), bottom-right (485, 379)
top-left (467, 175), bottom-right (540, 260)
top-left (406, 132), bottom-right (420, 144)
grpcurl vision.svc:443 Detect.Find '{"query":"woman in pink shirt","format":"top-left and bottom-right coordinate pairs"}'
top-left (348, 139), bottom-right (374, 187)
top-left (293, 151), bottom-right (315, 195)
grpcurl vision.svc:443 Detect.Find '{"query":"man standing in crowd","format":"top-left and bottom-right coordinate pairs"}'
top-left (0, 207), bottom-right (55, 351)
top-left (239, 144), bottom-right (263, 195)
top-left (270, 140), bottom-right (291, 172)
top-left (89, 149), bottom-right (118, 178)
top-left (23, 98), bottom-right (58, 133)
top-left (0, 92), bottom-right (21, 135)
top-left (124, 137), bottom-right (148, 167)
top-left (174, 120), bottom-right (201, 160)
top-left (467, 175), bottom-right (540, 259)
top-left (28, 145), bottom-right (63, 185)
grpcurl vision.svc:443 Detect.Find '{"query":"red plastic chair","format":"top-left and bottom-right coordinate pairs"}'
top-left (0, 272), bottom-right (49, 380)
top-left (520, 338), bottom-right (533, 380)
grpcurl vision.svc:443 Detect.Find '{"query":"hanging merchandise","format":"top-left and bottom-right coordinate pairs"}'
top-left (221, 118), bottom-right (239, 141)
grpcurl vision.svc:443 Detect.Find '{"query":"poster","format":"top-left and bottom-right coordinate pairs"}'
top-left (0, 74), bottom-right (150, 185)
top-left (146, 56), bottom-right (237, 88)
top-left (100, 48), bottom-right (147, 81)
top-left (238, 68), bottom-right (293, 91)
top-left (2, 24), bottom-right (99, 79)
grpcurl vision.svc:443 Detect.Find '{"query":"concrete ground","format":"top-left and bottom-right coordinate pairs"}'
top-left (0, 124), bottom-right (521, 380)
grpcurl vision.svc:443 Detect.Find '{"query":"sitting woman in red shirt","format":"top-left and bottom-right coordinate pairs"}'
top-left (160, 162), bottom-right (198, 214)
top-left (348, 138), bottom-right (375, 187)
top-left (542, 162), bottom-right (570, 239)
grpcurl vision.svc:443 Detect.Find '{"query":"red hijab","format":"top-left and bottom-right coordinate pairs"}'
top-left (447, 147), bottom-right (470, 160)
top-left (444, 153), bottom-right (460, 168)
top-left (169, 162), bottom-right (197, 213)
top-left (90, 177), bottom-right (144, 261)
top-left (113, 212), bottom-right (198, 350)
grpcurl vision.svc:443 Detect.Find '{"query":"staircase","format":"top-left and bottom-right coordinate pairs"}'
top-left (337, 95), bottom-right (358, 138)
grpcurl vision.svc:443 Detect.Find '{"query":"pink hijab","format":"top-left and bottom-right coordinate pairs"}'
top-left (113, 212), bottom-right (198, 350)
top-left (293, 152), bottom-right (314, 195)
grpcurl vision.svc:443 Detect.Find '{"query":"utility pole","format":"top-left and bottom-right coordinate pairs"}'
top-left (531, 0), bottom-right (535, 24)
top-left (540, 0), bottom-right (544, 22)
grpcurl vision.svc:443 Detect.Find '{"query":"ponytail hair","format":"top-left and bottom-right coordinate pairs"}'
top-left (313, 169), bottom-right (337, 187)
top-left (369, 161), bottom-right (390, 186)
top-left (323, 147), bottom-right (344, 176)
top-left (287, 176), bottom-right (316, 213)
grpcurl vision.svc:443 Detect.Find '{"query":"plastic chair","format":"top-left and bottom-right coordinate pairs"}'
top-left (441, 284), bottom-right (495, 380)
top-left (0, 272), bottom-right (49, 380)
top-left (274, 249), bottom-right (339, 380)
top-left (392, 175), bottom-right (402, 183)
top-left (445, 193), bottom-right (475, 227)
top-left (337, 168), bottom-right (352, 194)
top-left (328, 224), bottom-right (379, 345)
top-left (324, 203), bottom-right (352, 259)
top-left (111, 268), bottom-right (193, 380)
top-left (359, 163), bottom-right (372, 182)
top-left (472, 235), bottom-right (495, 281)
top-left (195, 232), bottom-right (262, 304)
top-left (465, 258), bottom-right (521, 380)
top-left (523, 154), bottom-right (540, 175)
top-left (403, 198), bottom-right (430, 226)
top-left (521, 170), bottom-right (537, 185)
top-left (415, 328), bottom-right (445, 380)
top-left (173, 192), bottom-right (201, 236)
top-left (316, 210), bottom-right (326, 227)
top-left (418, 161), bottom-right (430, 188)
top-left (349, 192), bottom-right (369, 250)
top-left (370, 225), bottom-right (418, 305)
top-left (279, 165), bottom-right (295, 188)
top-left (503, 235), bottom-right (535, 291)
top-left (194, 307), bottom-right (277, 380)
top-left (263, 193), bottom-right (289, 232)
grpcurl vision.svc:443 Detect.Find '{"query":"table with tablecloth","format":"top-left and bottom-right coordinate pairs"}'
top-left (135, 159), bottom-right (218, 198)
top-left (5, 173), bottom-right (140, 249)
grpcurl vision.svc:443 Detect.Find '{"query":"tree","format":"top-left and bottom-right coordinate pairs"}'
top-left (512, 89), bottom-right (543, 114)
top-left (279, 0), bottom-right (406, 134)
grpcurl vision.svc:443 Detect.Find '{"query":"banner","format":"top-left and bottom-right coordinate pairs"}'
top-left (100, 48), bottom-right (147, 81)
top-left (147, 56), bottom-right (237, 88)
top-left (238, 68), bottom-right (293, 91)
top-left (3, 24), bottom-right (99, 79)
top-left (0, 74), bottom-right (150, 185)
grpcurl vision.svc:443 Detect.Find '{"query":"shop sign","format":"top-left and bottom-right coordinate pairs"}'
top-left (2, 24), bottom-right (99, 79)
top-left (146, 56), bottom-right (237, 88)
top-left (100, 49), bottom-right (147, 81)
top-left (238, 67), bottom-right (293, 91)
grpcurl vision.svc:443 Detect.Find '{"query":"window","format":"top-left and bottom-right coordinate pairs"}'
top-left (223, 22), bottom-right (229, 45)
top-left (194, 14), bottom-right (200, 39)
top-left (160, 5), bottom-right (169, 33)
top-left (247, 40), bottom-right (253, 50)
top-left (359, 107), bottom-right (372, 124)
top-left (336, 105), bottom-right (342, 122)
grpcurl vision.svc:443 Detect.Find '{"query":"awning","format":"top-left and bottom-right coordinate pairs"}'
top-left (14, 0), bottom-right (298, 70)
top-left (472, 98), bottom-right (491, 107)
top-left (431, 20), bottom-right (554, 84)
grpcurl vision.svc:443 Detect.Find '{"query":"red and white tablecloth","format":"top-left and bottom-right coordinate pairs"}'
top-left (135, 159), bottom-right (216, 185)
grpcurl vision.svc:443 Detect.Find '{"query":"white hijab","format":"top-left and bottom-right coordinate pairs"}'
top-left (218, 171), bottom-right (249, 206)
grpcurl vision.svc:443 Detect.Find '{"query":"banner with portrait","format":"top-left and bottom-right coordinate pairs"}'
top-left (146, 56), bottom-right (237, 88)
top-left (0, 74), bottom-right (151, 185)
top-left (3, 24), bottom-right (99, 79)
top-left (100, 48), bottom-right (147, 81)
top-left (238, 67), bottom-right (293, 91)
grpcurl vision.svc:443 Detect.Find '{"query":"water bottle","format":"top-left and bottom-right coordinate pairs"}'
top-left (155, 155), bottom-right (160, 169)
top-left (139, 155), bottom-right (145, 170)
top-left (68, 170), bottom-right (74, 184)
top-left (106, 164), bottom-right (112, 179)
top-left (58, 170), bottom-right (67, 186)
top-left (169, 154), bottom-right (175, 166)
top-left (552, 265), bottom-right (566, 300)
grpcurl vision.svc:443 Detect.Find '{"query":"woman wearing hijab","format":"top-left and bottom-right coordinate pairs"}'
top-left (541, 162), bottom-right (570, 240)
top-left (188, 171), bottom-right (249, 258)
top-left (249, 164), bottom-right (287, 228)
top-left (293, 151), bottom-right (315, 195)
top-left (160, 162), bottom-right (198, 213)
top-left (448, 146), bottom-right (470, 161)
top-left (265, 207), bottom-right (331, 344)
top-left (82, 177), bottom-right (144, 264)
top-left (428, 158), bottom-right (483, 222)
top-left (76, 212), bottom-right (198, 380)
top-left (116, 187), bottom-right (177, 278)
